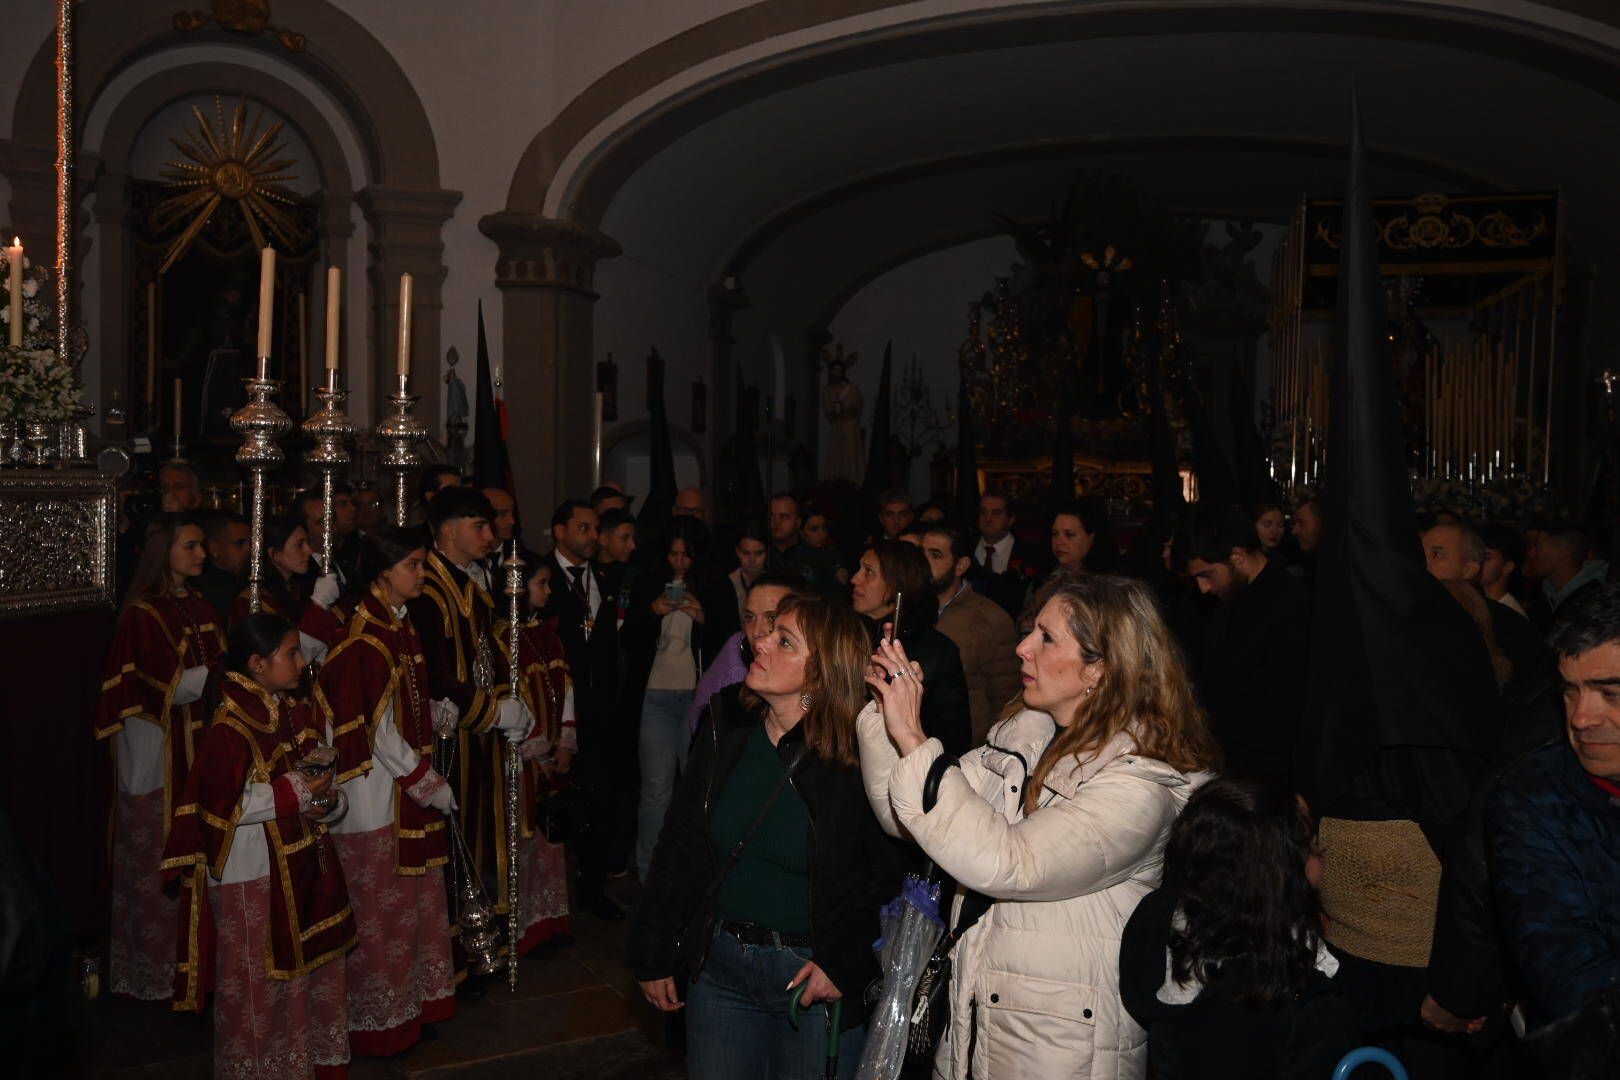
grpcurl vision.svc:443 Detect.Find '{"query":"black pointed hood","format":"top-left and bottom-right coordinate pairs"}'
top-left (1295, 91), bottom-right (1498, 849)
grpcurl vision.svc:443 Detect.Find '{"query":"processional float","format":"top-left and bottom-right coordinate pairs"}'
top-left (1267, 191), bottom-right (1564, 501)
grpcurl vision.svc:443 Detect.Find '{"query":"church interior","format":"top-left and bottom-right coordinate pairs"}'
top-left (6, 1), bottom-right (1620, 1076)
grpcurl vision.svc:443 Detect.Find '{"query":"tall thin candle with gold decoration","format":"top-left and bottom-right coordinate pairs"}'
top-left (396, 272), bottom-right (413, 382)
top-left (256, 246), bottom-right (275, 376)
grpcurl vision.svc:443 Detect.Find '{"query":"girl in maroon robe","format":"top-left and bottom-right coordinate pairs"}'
top-left (231, 515), bottom-right (346, 661)
top-left (95, 512), bottom-right (225, 1001)
top-left (161, 613), bottom-right (356, 1079)
top-left (315, 527), bottom-right (456, 1055)
top-left (494, 556), bottom-right (577, 953)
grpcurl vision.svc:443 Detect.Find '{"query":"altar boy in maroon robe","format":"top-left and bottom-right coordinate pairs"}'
top-left (406, 488), bottom-right (533, 982)
top-left (161, 614), bottom-right (355, 1079)
top-left (494, 556), bottom-right (578, 954)
top-left (94, 513), bottom-right (225, 1001)
top-left (317, 527), bottom-right (457, 1054)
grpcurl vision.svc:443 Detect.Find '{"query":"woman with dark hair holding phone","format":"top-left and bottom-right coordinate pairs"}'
top-left (1118, 776), bottom-right (1358, 1079)
top-left (160, 613), bottom-right (355, 1078)
top-left (493, 555), bottom-right (577, 952)
top-left (850, 538), bottom-right (971, 755)
top-left (623, 516), bottom-right (711, 879)
top-left (95, 511), bottom-right (226, 1001)
top-left (314, 526), bottom-right (456, 1056)
top-left (230, 514), bottom-right (346, 661)
top-left (628, 593), bottom-right (899, 1079)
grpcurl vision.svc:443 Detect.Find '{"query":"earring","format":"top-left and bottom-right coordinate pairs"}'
top-left (1084, 685), bottom-right (1095, 696)
top-left (800, 693), bottom-right (814, 712)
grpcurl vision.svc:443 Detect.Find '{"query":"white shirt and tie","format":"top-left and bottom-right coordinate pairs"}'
top-left (554, 549), bottom-right (601, 638)
top-left (975, 533), bottom-right (1015, 575)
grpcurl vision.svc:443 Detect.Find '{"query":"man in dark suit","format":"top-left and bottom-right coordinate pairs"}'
top-left (972, 489), bottom-right (1045, 621)
top-left (540, 499), bottom-right (625, 919)
top-left (1184, 511), bottom-right (1311, 784)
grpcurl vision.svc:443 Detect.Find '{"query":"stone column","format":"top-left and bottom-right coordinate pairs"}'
top-left (707, 281), bottom-right (749, 497)
top-left (356, 186), bottom-right (461, 430)
top-left (478, 211), bottom-right (620, 531)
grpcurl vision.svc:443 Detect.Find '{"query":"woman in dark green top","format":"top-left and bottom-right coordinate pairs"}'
top-left (627, 594), bottom-right (900, 1079)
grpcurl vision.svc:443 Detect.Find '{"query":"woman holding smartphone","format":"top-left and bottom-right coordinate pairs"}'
top-left (161, 613), bottom-right (355, 1079)
top-left (622, 517), bottom-right (710, 879)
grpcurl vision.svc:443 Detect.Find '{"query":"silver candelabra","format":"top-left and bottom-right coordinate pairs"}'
top-left (230, 358), bottom-right (292, 613)
top-left (375, 374), bottom-right (426, 527)
top-left (302, 369), bottom-right (354, 567)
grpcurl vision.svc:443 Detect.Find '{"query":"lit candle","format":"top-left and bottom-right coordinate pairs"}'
top-left (174, 376), bottom-right (183, 438)
top-left (396, 272), bottom-right (413, 380)
top-left (256, 246), bottom-right (275, 367)
top-left (324, 266), bottom-right (341, 373)
top-left (7, 237), bottom-right (22, 348)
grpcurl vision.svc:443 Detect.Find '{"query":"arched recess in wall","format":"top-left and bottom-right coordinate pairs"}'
top-left (4, 0), bottom-right (458, 430)
top-left (601, 419), bottom-right (709, 495)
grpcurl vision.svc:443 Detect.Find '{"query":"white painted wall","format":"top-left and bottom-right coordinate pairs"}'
top-left (827, 235), bottom-right (1017, 496)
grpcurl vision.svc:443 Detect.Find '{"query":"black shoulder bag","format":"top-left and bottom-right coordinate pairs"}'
top-left (673, 742), bottom-right (809, 982)
top-left (904, 753), bottom-right (994, 1067)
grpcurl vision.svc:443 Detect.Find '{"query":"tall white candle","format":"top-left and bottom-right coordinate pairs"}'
top-left (256, 246), bottom-right (276, 362)
top-left (324, 266), bottom-right (341, 372)
top-left (7, 238), bottom-right (22, 348)
top-left (397, 273), bottom-right (413, 380)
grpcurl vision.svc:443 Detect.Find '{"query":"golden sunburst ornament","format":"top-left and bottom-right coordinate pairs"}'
top-left (153, 96), bottom-right (301, 272)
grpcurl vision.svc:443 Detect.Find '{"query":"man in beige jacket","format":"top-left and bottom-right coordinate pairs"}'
top-left (922, 523), bottom-right (1022, 745)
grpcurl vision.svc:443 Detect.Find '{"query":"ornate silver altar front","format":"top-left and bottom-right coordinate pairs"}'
top-left (0, 469), bottom-right (116, 619)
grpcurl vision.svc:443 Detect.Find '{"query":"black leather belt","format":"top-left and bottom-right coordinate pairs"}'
top-left (719, 920), bottom-right (812, 948)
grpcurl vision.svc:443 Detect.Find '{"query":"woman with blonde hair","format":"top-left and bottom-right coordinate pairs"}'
top-left (859, 572), bottom-right (1219, 1078)
top-left (628, 593), bottom-right (901, 1079)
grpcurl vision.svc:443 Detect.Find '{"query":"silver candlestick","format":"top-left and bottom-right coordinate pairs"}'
top-left (230, 357), bottom-right (292, 613)
top-left (302, 369), bottom-right (354, 567)
top-left (375, 373), bottom-right (426, 527)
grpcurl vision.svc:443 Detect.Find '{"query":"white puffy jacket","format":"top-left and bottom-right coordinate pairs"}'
top-left (858, 704), bottom-right (1204, 1079)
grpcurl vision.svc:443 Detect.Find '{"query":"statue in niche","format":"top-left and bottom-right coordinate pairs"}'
top-left (173, 270), bottom-right (254, 440)
top-left (821, 344), bottom-right (864, 484)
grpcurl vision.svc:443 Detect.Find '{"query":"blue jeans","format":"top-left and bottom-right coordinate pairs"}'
top-left (687, 926), bottom-right (866, 1080)
top-left (637, 688), bottom-right (694, 879)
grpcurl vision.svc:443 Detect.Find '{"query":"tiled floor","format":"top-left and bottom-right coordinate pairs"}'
top-left (68, 878), bottom-right (683, 1079)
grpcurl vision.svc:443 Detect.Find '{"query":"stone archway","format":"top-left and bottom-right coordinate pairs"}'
top-left (3, 0), bottom-right (458, 428)
top-left (482, 0), bottom-right (1620, 522)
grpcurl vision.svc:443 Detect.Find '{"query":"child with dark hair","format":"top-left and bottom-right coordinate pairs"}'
top-left (315, 526), bottom-right (457, 1055)
top-left (161, 613), bottom-right (355, 1078)
top-left (1119, 776), bottom-right (1359, 1080)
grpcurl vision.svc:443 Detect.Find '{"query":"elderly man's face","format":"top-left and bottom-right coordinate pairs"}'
top-left (1561, 643), bottom-right (1620, 782)
top-left (159, 468), bottom-right (201, 512)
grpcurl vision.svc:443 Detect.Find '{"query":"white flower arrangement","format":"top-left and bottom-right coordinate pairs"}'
top-left (0, 345), bottom-right (81, 423)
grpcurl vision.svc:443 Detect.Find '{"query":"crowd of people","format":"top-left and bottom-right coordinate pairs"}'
top-left (94, 457), bottom-right (1620, 1078)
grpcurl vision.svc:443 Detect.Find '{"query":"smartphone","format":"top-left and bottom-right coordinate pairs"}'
top-left (663, 581), bottom-right (687, 605)
top-left (887, 591), bottom-right (903, 643)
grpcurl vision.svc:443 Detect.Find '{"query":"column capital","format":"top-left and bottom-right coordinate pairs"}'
top-left (477, 211), bottom-right (619, 294)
